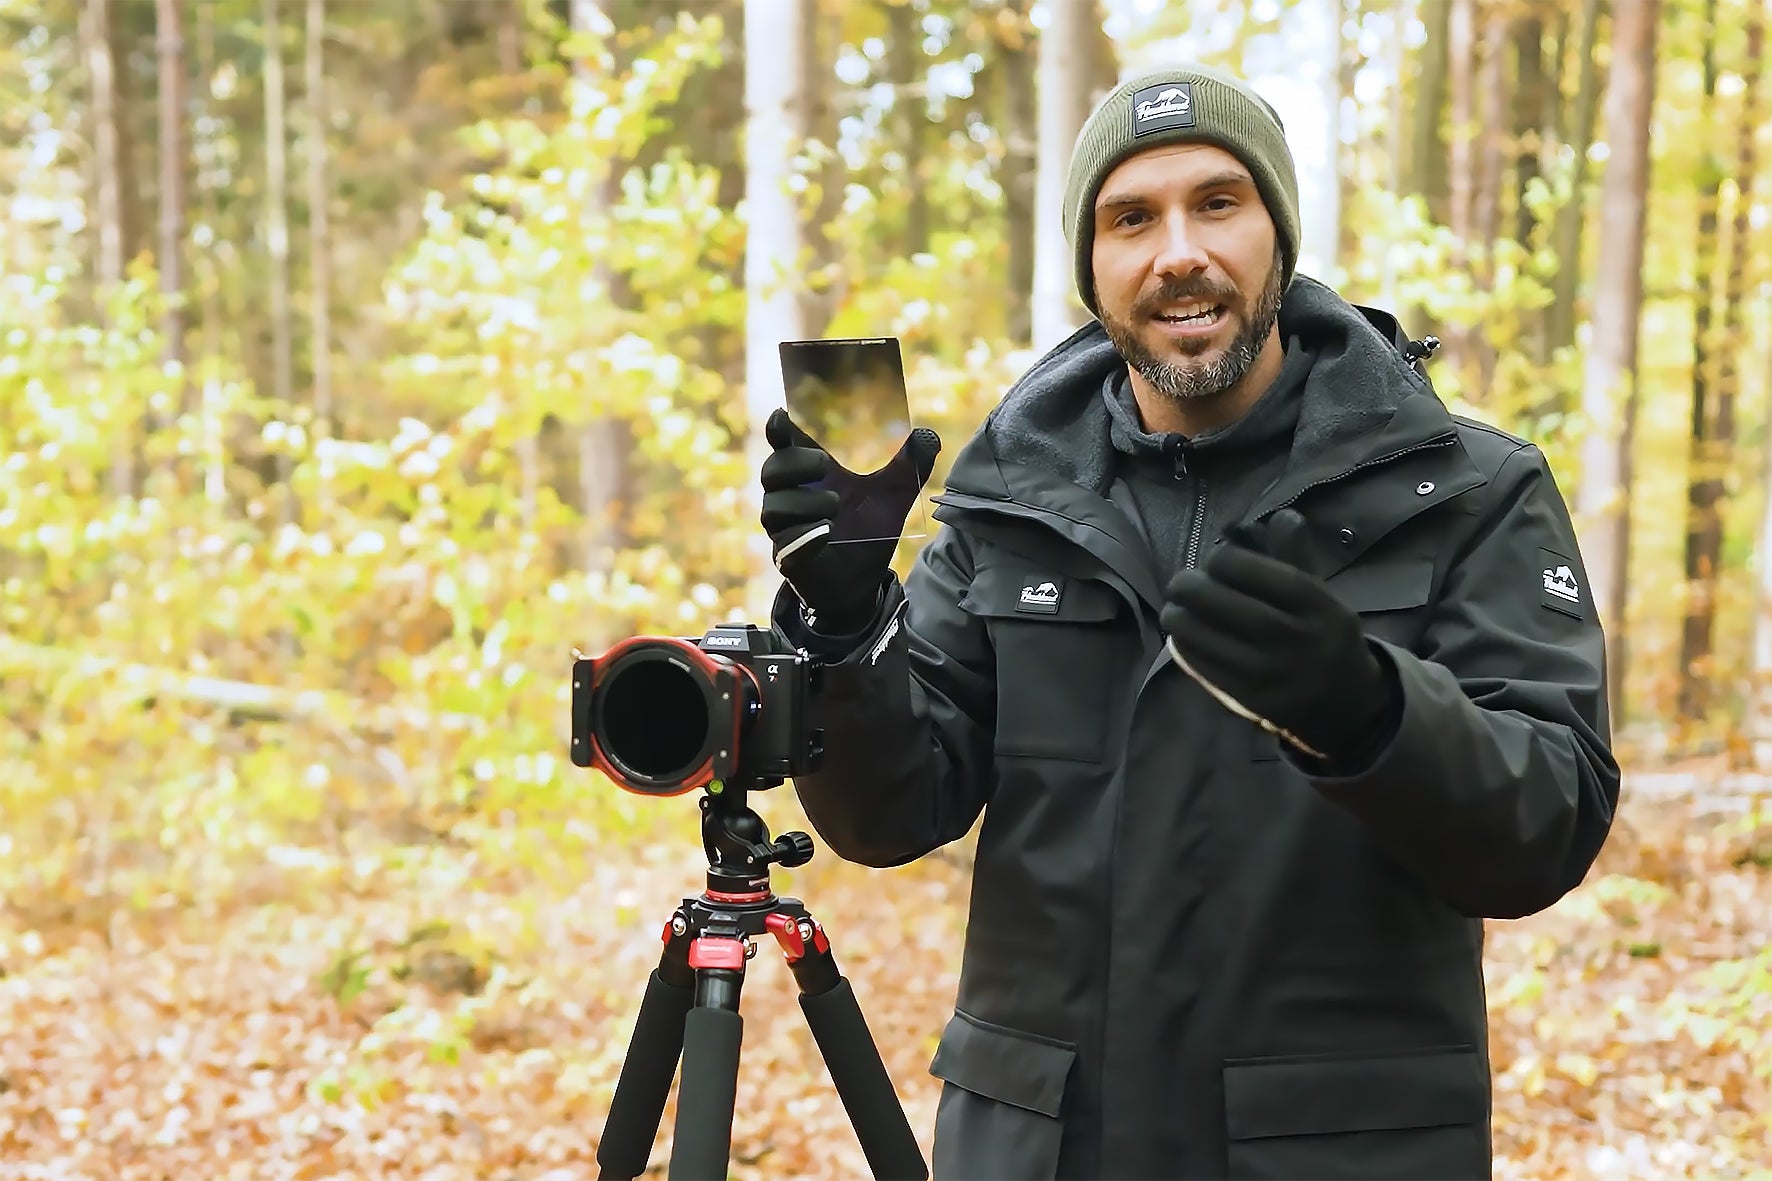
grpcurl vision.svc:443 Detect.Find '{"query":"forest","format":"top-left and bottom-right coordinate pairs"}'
top-left (2, 0), bottom-right (1772, 1176)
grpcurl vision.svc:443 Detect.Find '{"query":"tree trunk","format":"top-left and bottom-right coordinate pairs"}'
top-left (155, 0), bottom-right (187, 424)
top-left (999, 0), bottom-right (1038, 346)
top-left (1511, 9), bottom-right (1547, 362)
top-left (1443, 0), bottom-right (1477, 387)
top-left (888, 0), bottom-right (929, 258)
top-left (1677, 2), bottom-right (1724, 728)
top-left (196, 0), bottom-right (226, 505)
top-left (84, 0), bottom-right (132, 498)
top-left (1381, 0), bottom-right (1411, 309)
top-left (1574, 0), bottom-right (1659, 718)
top-left (1031, 0), bottom-right (1094, 350)
top-left (1473, 6), bottom-right (1507, 258)
top-left (1080, 0), bottom-right (1119, 112)
top-left (682, 0), bottom-right (747, 388)
top-left (498, 0), bottom-right (522, 71)
top-left (797, 0), bottom-right (842, 337)
top-left (1304, 0), bottom-right (1345, 278)
top-left (306, 0), bottom-right (333, 442)
top-left (743, 0), bottom-right (810, 616)
top-left (1335, 0), bottom-right (1363, 271)
top-left (1406, 0), bottom-right (1450, 335)
top-left (570, 0), bottom-right (633, 575)
top-left (1547, 0), bottom-right (1605, 358)
top-left (104, 0), bottom-right (143, 274)
top-left (1471, 2), bottom-right (1509, 393)
top-left (1511, 10), bottom-right (1545, 249)
top-left (1718, 8), bottom-right (1764, 759)
top-left (263, 0), bottom-right (294, 508)
top-left (504, 0), bottom-right (540, 527)
top-left (1409, 0), bottom-right (1450, 220)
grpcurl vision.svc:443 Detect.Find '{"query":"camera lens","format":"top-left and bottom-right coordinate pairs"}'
top-left (597, 656), bottom-right (712, 784)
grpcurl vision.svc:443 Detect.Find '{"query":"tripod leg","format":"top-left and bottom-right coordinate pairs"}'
top-left (667, 939), bottom-right (748, 1181)
top-left (597, 918), bottom-right (696, 1181)
top-left (768, 913), bottom-right (929, 1181)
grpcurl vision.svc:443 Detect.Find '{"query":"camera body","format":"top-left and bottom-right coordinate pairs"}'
top-left (571, 622), bottom-right (825, 797)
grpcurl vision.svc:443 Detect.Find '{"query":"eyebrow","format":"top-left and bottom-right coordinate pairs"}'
top-left (1096, 170), bottom-right (1256, 212)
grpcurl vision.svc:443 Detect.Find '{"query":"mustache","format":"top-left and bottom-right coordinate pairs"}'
top-left (1135, 277), bottom-right (1240, 317)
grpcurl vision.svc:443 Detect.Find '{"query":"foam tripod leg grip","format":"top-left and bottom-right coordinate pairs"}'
top-left (667, 1007), bottom-right (744, 1181)
top-left (597, 968), bottom-right (694, 1180)
top-left (801, 979), bottom-right (929, 1180)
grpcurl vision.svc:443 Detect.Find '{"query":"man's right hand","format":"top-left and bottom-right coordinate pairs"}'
top-left (759, 407), bottom-right (940, 636)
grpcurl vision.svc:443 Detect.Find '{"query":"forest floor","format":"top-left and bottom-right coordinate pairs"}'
top-left (1, 770), bottom-right (1771, 1180)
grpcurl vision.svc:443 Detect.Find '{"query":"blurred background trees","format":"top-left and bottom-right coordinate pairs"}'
top-left (6, 0), bottom-right (1772, 970)
top-left (5, 1), bottom-right (1772, 1173)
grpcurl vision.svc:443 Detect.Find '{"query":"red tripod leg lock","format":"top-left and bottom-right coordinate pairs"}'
top-left (765, 912), bottom-right (806, 960)
top-left (687, 936), bottom-right (747, 971)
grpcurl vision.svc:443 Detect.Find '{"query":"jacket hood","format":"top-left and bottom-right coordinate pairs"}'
top-left (946, 275), bottom-right (1441, 501)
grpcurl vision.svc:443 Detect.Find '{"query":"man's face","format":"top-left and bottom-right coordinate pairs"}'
top-left (1090, 143), bottom-right (1283, 407)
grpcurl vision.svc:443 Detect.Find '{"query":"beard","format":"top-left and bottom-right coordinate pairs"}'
top-left (1100, 244), bottom-right (1285, 405)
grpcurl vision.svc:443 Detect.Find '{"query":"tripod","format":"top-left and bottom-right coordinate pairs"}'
top-left (595, 776), bottom-right (929, 1181)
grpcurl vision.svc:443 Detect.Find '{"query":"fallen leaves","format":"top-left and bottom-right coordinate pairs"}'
top-left (0, 790), bottom-right (1768, 1179)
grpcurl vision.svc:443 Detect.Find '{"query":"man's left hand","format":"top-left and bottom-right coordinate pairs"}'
top-left (1159, 508), bottom-right (1401, 766)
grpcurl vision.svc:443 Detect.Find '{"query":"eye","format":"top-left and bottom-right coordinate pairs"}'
top-left (1201, 196), bottom-right (1238, 214)
top-left (1113, 209), bottom-right (1151, 229)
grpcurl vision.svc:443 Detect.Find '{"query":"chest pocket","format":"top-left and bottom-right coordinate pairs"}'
top-left (960, 566), bottom-right (1127, 763)
top-left (1325, 555), bottom-right (1435, 649)
top-left (1252, 555), bottom-right (1436, 762)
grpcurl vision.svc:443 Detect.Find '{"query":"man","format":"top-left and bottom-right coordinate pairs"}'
top-left (759, 62), bottom-right (1619, 1181)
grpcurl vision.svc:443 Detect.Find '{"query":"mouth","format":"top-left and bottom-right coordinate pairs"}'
top-left (1151, 301), bottom-right (1227, 336)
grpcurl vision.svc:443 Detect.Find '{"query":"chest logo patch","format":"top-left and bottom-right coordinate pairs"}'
top-left (1017, 579), bottom-right (1063, 615)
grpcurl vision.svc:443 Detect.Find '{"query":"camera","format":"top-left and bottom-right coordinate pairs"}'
top-left (570, 622), bottom-right (825, 797)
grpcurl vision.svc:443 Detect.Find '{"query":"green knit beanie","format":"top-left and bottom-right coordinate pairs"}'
top-left (1062, 63), bottom-right (1301, 319)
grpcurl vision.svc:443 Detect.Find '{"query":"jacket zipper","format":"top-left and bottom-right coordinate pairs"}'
top-left (1166, 437), bottom-right (1210, 572)
top-left (1183, 485), bottom-right (1208, 570)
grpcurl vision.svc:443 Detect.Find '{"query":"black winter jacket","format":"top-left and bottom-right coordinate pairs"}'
top-left (774, 278), bottom-right (1620, 1181)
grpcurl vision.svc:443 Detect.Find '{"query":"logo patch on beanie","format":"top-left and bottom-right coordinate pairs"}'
top-left (1131, 81), bottom-right (1195, 135)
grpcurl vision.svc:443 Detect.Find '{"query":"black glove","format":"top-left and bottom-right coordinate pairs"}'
top-left (759, 407), bottom-right (942, 636)
top-left (1159, 508), bottom-right (1402, 767)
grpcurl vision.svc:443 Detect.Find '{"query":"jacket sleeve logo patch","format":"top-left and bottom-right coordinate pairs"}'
top-left (1017, 579), bottom-right (1063, 614)
top-left (1539, 548), bottom-right (1583, 618)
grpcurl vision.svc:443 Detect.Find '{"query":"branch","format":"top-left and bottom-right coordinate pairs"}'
top-left (0, 635), bottom-right (485, 736)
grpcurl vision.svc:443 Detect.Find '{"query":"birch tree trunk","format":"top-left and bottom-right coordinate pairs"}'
top-left (1030, 0), bottom-right (1093, 352)
top-left (1574, 0), bottom-right (1659, 718)
top-left (743, 0), bottom-right (809, 617)
top-left (84, 0), bottom-right (131, 498)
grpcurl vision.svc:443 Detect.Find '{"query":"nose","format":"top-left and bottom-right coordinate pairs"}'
top-left (1150, 211), bottom-right (1210, 279)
